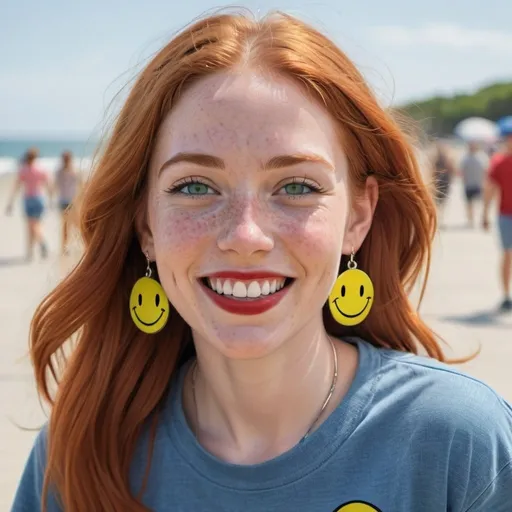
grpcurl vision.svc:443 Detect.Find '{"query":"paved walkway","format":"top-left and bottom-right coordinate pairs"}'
top-left (0, 177), bottom-right (510, 509)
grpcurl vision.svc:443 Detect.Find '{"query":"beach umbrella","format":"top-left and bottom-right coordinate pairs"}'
top-left (497, 116), bottom-right (512, 136)
top-left (454, 117), bottom-right (499, 143)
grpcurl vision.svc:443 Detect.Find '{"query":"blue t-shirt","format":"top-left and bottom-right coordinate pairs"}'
top-left (12, 338), bottom-right (512, 511)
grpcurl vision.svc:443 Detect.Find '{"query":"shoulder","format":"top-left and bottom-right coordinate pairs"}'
top-left (12, 426), bottom-right (47, 510)
top-left (11, 425), bottom-right (61, 512)
top-left (36, 166), bottom-right (48, 178)
top-left (374, 346), bottom-right (512, 465)
top-left (478, 152), bottom-right (490, 164)
top-left (376, 347), bottom-right (512, 432)
top-left (367, 345), bottom-right (512, 508)
top-left (489, 153), bottom-right (508, 174)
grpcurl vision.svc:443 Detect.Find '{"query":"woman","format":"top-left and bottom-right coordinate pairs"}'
top-left (5, 147), bottom-right (51, 260)
top-left (13, 12), bottom-right (512, 512)
top-left (55, 151), bottom-right (81, 255)
top-left (430, 141), bottom-right (456, 227)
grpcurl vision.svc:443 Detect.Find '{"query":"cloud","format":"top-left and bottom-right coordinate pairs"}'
top-left (370, 23), bottom-right (512, 53)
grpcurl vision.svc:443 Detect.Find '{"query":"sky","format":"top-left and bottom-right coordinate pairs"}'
top-left (1, 0), bottom-right (511, 138)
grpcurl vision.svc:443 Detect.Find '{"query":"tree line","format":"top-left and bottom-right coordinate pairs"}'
top-left (396, 81), bottom-right (512, 137)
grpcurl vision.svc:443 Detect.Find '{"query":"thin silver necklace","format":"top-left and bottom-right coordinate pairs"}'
top-left (190, 337), bottom-right (338, 444)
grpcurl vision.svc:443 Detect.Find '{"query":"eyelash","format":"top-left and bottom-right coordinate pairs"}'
top-left (165, 177), bottom-right (216, 196)
top-left (165, 176), bottom-right (326, 196)
top-left (282, 177), bottom-right (326, 196)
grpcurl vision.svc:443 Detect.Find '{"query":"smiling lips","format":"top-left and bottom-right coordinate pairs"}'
top-left (201, 271), bottom-right (293, 315)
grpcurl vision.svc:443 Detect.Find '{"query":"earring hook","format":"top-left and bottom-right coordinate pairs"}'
top-left (348, 247), bottom-right (357, 270)
top-left (144, 252), bottom-right (152, 278)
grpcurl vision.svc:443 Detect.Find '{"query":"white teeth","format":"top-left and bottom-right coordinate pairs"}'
top-left (206, 277), bottom-right (288, 298)
top-left (222, 280), bottom-right (232, 295)
top-left (247, 281), bottom-right (262, 298)
top-left (232, 281), bottom-right (248, 298)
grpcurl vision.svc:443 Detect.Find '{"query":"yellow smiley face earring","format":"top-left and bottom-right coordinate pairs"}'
top-left (129, 252), bottom-right (170, 334)
top-left (328, 249), bottom-right (374, 327)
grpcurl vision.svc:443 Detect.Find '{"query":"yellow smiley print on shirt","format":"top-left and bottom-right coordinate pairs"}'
top-left (334, 501), bottom-right (382, 512)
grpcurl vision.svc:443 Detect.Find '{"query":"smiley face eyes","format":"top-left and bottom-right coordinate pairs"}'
top-left (137, 293), bottom-right (161, 308)
top-left (341, 285), bottom-right (365, 297)
top-left (341, 285), bottom-right (364, 297)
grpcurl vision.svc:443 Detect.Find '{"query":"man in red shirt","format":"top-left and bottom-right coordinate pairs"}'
top-left (483, 131), bottom-right (512, 311)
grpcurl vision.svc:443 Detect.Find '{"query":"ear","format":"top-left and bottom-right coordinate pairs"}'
top-left (134, 201), bottom-right (156, 260)
top-left (342, 175), bottom-right (379, 254)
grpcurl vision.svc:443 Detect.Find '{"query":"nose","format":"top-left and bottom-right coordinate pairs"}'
top-left (217, 197), bottom-right (274, 256)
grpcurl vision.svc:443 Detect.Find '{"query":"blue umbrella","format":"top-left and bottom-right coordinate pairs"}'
top-left (497, 116), bottom-right (512, 136)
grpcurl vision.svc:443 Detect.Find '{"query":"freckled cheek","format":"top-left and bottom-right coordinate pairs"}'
top-left (149, 199), bottom-right (222, 257)
top-left (277, 211), bottom-right (345, 262)
top-left (153, 214), bottom-right (211, 254)
top-left (151, 210), bottom-right (216, 300)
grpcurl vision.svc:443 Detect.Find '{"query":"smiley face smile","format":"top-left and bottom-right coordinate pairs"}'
top-left (132, 307), bottom-right (166, 326)
top-left (332, 296), bottom-right (371, 318)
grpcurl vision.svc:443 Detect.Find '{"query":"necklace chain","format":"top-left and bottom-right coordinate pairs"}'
top-left (190, 337), bottom-right (338, 444)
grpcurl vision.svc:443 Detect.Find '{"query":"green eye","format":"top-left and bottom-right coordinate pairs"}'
top-left (181, 183), bottom-right (213, 195)
top-left (282, 183), bottom-right (313, 195)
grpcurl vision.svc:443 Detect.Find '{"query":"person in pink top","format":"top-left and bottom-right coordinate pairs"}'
top-left (5, 147), bottom-right (52, 260)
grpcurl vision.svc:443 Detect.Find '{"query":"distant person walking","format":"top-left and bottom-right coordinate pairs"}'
top-left (459, 141), bottom-right (489, 227)
top-left (55, 151), bottom-right (81, 255)
top-left (431, 141), bottom-right (456, 226)
top-left (5, 148), bottom-right (52, 260)
top-left (483, 130), bottom-right (512, 311)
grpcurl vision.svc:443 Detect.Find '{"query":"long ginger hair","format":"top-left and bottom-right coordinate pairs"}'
top-left (32, 11), bottom-right (443, 511)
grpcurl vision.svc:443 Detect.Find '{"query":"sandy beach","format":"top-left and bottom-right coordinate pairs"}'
top-left (1, 166), bottom-right (511, 509)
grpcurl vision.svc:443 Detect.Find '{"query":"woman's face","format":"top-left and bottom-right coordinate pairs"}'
top-left (142, 70), bottom-right (375, 359)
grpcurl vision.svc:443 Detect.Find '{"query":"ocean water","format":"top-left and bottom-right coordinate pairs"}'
top-left (0, 138), bottom-right (98, 176)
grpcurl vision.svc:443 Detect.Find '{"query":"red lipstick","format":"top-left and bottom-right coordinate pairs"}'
top-left (199, 275), bottom-right (292, 315)
top-left (206, 271), bottom-right (288, 280)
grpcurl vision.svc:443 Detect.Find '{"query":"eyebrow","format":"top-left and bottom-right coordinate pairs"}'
top-left (159, 153), bottom-right (225, 175)
top-left (158, 152), bottom-right (334, 175)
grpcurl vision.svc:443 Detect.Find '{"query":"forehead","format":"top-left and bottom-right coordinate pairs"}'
top-left (152, 70), bottom-right (343, 162)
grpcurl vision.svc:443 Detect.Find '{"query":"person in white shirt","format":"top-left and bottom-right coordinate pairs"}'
top-left (459, 141), bottom-right (489, 227)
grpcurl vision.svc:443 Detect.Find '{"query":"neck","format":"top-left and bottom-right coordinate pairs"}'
top-left (183, 321), bottom-right (358, 464)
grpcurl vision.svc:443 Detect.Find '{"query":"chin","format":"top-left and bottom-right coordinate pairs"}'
top-left (204, 324), bottom-right (288, 360)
